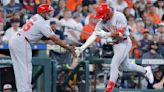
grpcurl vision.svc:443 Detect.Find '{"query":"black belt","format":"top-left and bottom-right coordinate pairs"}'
top-left (17, 33), bottom-right (30, 43)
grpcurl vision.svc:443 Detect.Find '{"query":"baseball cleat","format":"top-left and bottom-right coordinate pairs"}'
top-left (144, 66), bottom-right (154, 84)
top-left (104, 81), bottom-right (115, 92)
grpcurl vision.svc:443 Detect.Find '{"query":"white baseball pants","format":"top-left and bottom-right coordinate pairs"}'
top-left (9, 34), bottom-right (32, 92)
top-left (109, 37), bottom-right (146, 83)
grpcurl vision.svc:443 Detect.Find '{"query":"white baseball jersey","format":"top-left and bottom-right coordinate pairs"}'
top-left (18, 14), bottom-right (55, 43)
top-left (93, 11), bottom-right (146, 88)
top-left (9, 14), bottom-right (55, 92)
top-left (94, 11), bottom-right (130, 37)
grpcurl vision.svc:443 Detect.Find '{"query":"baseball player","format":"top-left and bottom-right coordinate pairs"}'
top-left (9, 4), bottom-right (75, 92)
top-left (75, 3), bottom-right (154, 92)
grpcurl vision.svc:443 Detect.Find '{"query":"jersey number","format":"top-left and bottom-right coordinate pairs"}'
top-left (22, 21), bottom-right (34, 31)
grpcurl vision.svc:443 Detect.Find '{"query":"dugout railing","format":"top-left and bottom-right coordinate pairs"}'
top-left (64, 57), bottom-right (164, 92)
top-left (0, 43), bottom-right (164, 92)
top-left (0, 57), bottom-right (164, 92)
top-left (0, 57), bottom-right (52, 92)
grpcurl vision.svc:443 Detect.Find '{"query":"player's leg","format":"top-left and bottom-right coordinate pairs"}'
top-left (121, 54), bottom-right (145, 73)
top-left (105, 37), bottom-right (133, 92)
top-left (9, 38), bottom-right (32, 92)
top-left (121, 54), bottom-right (154, 83)
top-left (105, 43), bottom-right (130, 92)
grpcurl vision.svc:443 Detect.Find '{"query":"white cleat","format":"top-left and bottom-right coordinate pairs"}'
top-left (144, 66), bottom-right (154, 84)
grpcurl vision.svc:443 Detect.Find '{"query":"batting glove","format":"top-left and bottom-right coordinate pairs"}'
top-left (75, 47), bottom-right (83, 57)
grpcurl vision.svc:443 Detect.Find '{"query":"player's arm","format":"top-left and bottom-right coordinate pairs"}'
top-left (75, 22), bottom-right (102, 56)
top-left (75, 32), bottom-right (97, 57)
top-left (111, 13), bottom-right (128, 38)
top-left (40, 25), bottom-right (76, 56)
top-left (109, 13), bottom-right (127, 38)
top-left (48, 35), bottom-right (76, 56)
top-left (94, 22), bottom-right (119, 38)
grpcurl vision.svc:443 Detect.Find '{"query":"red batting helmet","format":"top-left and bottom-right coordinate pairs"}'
top-left (37, 4), bottom-right (53, 13)
top-left (95, 3), bottom-right (112, 19)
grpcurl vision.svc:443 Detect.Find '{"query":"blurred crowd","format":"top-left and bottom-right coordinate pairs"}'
top-left (0, 0), bottom-right (163, 58)
top-left (0, 0), bottom-right (163, 91)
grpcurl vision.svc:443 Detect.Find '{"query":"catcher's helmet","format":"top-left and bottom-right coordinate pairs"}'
top-left (95, 3), bottom-right (112, 19)
top-left (37, 4), bottom-right (53, 13)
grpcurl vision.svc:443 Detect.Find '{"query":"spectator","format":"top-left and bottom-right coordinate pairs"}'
top-left (157, 22), bottom-right (164, 34)
top-left (142, 41), bottom-right (163, 59)
top-left (46, 20), bottom-right (69, 64)
top-left (22, 0), bottom-right (35, 14)
top-left (133, 18), bottom-right (145, 41)
top-left (12, 12), bottom-right (24, 27)
top-left (1, 0), bottom-right (19, 6)
top-left (152, 34), bottom-right (159, 42)
top-left (0, 21), bottom-right (6, 56)
top-left (127, 15), bottom-right (137, 32)
top-left (155, 0), bottom-right (164, 20)
top-left (5, 12), bottom-right (23, 30)
top-left (53, 0), bottom-right (66, 18)
top-left (73, 5), bottom-right (83, 18)
top-left (139, 0), bottom-right (147, 8)
top-left (72, 13), bottom-right (83, 41)
top-left (124, 0), bottom-right (134, 8)
top-left (35, 0), bottom-right (50, 5)
top-left (11, 12), bottom-right (20, 20)
top-left (51, 0), bottom-right (58, 10)
top-left (115, 0), bottom-right (128, 12)
top-left (66, 0), bottom-right (82, 12)
top-left (127, 16), bottom-right (141, 58)
top-left (123, 7), bottom-right (135, 18)
top-left (81, 5), bottom-right (89, 18)
top-left (46, 20), bottom-right (78, 69)
top-left (139, 29), bottom-right (152, 54)
top-left (144, 16), bottom-right (156, 35)
top-left (3, 84), bottom-right (12, 92)
top-left (0, 9), bottom-right (4, 23)
top-left (133, 1), bottom-right (141, 18)
top-left (157, 22), bottom-right (164, 57)
top-left (50, 20), bottom-right (64, 40)
top-left (145, 3), bottom-right (161, 25)
top-left (88, 3), bottom-right (97, 14)
top-left (129, 33), bottom-right (141, 58)
top-left (80, 14), bottom-right (99, 43)
top-left (105, 0), bottom-right (116, 11)
top-left (0, 0), bottom-right (2, 6)
top-left (137, 0), bottom-right (147, 18)
top-left (84, 3), bottom-right (98, 25)
top-left (82, 0), bottom-right (96, 7)
top-left (1, 18), bottom-right (21, 43)
top-left (4, 0), bottom-right (22, 18)
top-left (73, 5), bottom-right (84, 24)
top-left (47, 9), bottom-right (61, 30)
top-left (148, 66), bottom-right (164, 89)
top-left (60, 10), bottom-right (79, 45)
top-left (0, 21), bottom-right (4, 42)
top-left (60, 9), bottom-right (80, 68)
top-left (0, 21), bottom-right (4, 35)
